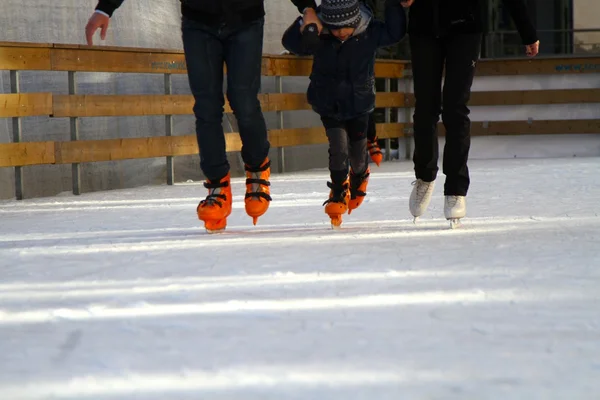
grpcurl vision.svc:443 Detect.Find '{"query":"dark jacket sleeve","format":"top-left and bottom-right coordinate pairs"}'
top-left (290, 0), bottom-right (318, 13)
top-left (95, 0), bottom-right (125, 17)
top-left (282, 17), bottom-right (314, 56)
top-left (373, 0), bottom-right (407, 48)
top-left (501, 0), bottom-right (538, 45)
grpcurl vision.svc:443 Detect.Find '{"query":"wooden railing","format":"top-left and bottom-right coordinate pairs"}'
top-left (1, 41), bottom-right (600, 199)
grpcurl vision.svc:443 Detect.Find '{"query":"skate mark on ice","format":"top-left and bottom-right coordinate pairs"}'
top-left (0, 364), bottom-right (452, 399)
top-left (51, 330), bottom-right (82, 364)
top-left (8, 214), bottom-right (599, 257)
top-left (0, 269), bottom-right (481, 299)
top-left (0, 288), bottom-right (556, 325)
top-left (1, 214), bottom-right (595, 244)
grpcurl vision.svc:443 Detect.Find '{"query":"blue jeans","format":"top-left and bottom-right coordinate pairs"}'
top-left (181, 16), bottom-right (270, 181)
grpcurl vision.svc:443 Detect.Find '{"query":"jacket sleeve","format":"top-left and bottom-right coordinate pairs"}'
top-left (282, 17), bottom-right (315, 56)
top-left (501, 0), bottom-right (538, 45)
top-left (95, 0), bottom-right (125, 17)
top-left (290, 0), bottom-right (317, 14)
top-left (373, 0), bottom-right (407, 48)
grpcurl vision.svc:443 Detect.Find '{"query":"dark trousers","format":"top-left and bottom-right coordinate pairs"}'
top-left (367, 111), bottom-right (377, 142)
top-left (409, 33), bottom-right (482, 196)
top-left (321, 114), bottom-right (369, 184)
top-left (181, 16), bottom-right (270, 181)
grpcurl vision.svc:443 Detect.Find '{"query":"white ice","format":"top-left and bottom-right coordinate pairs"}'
top-left (1, 157), bottom-right (599, 399)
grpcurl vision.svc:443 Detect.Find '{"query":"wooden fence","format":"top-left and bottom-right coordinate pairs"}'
top-left (1, 41), bottom-right (600, 199)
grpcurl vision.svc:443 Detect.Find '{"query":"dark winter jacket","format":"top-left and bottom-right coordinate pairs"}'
top-left (96, 0), bottom-right (318, 27)
top-left (408, 0), bottom-right (538, 45)
top-left (282, 0), bottom-right (406, 121)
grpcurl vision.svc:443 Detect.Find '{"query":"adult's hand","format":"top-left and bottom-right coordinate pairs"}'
top-left (401, 0), bottom-right (415, 7)
top-left (525, 40), bottom-right (540, 57)
top-left (301, 8), bottom-right (322, 33)
top-left (85, 12), bottom-right (110, 45)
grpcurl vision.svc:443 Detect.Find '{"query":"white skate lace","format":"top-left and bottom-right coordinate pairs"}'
top-left (446, 196), bottom-right (460, 207)
top-left (412, 180), bottom-right (433, 202)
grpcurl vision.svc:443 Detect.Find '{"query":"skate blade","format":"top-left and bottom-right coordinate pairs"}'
top-left (330, 215), bottom-right (343, 229)
top-left (203, 218), bottom-right (227, 233)
top-left (448, 218), bottom-right (462, 229)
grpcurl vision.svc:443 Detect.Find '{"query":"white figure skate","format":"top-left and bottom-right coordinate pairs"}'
top-left (409, 179), bottom-right (435, 223)
top-left (444, 195), bottom-right (466, 229)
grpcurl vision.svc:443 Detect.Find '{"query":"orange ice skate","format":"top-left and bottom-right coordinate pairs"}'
top-left (323, 178), bottom-right (350, 229)
top-left (368, 137), bottom-right (383, 166)
top-left (244, 157), bottom-right (272, 225)
top-left (197, 173), bottom-right (232, 233)
top-left (348, 167), bottom-right (370, 214)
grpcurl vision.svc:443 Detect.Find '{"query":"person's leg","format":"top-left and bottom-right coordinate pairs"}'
top-left (366, 111), bottom-right (377, 142)
top-left (366, 111), bottom-right (383, 166)
top-left (346, 114), bottom-right (369, 176)
top-left (182, 17), bottom-right (232, 232)
top-left (224, 17), bottom-right (270, 169)
top-left (409, 34), bottom-right (445, 182)
top-left (346, 114), bottom-right (371, 213)
top-left (321, 115), bottom-right (351, 227)
top-left (322, 115), bottom-right (350, 185)
top-left (181, 17), bottom-right (227, 181)
top-left (223, 17), bottom-right (271, 224)
top-left (441, 33), bottom-right (482, 196)
top-left (407, 33), bottom-right (445, 220)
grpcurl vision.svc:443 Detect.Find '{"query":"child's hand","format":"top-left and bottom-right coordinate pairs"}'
top-left (400, 0), bottom-right (414, 7)
top-left (525, 40), bottom-right (540, 57)
top-left (301, 8), bottom-right (323, 33)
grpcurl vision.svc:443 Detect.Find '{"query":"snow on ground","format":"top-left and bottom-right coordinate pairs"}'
top-left (0, 157), bottom-right (599, 399)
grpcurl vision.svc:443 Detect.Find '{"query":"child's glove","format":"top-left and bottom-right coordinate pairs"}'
top-left (301, 23), bottom-right (321, 54)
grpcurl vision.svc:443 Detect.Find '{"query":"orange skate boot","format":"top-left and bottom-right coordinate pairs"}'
top-left (323, 178), bottom-right (350, 229)
top-left (367, 137), bottom-right (383, 166)
top-left (196, 173), bottom-right (232, 233)
top-left (244, 157), bottom-right (272, 225)
top-left (348, 167), bottom-right (370, 214)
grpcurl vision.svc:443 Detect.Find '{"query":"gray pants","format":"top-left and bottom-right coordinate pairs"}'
top-left (322, 114), bottom-right (369, 184)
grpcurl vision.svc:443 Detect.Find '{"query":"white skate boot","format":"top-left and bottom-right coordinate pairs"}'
top-left (444, 195), bottom-right (466, 229)
top-left (409, 179), bottom-right (435, 223)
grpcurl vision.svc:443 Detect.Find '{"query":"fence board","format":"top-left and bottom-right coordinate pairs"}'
top-left (0, 93), bottom-right (53, 117)
top-left (405, 89), bottom-right (600, 107)
top-left (51, 92), bottom-right (406, 117)
top-left (475, 57), bottom-right (600, 76)
top-left (0, 46), bottom-right (52, 70)
top-left (0, 142), bottom-right (55, 167)
top-left (50, 48), bottom-right (187, 74)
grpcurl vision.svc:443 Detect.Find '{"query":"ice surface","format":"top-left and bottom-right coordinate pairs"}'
top-left (1, 157), bottom-right (599, 399)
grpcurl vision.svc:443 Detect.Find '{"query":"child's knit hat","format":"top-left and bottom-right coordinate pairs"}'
top-left (319, 0), bottom-right (362, 29)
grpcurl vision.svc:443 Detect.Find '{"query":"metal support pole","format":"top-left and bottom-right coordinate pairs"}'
top-left (404, 74), bottom-right (413, 160)
top-left (384, 78), bottom-right (391, 161)
top-left (10, 70), bottom-right (23, 200)
top-left (68, 71), bottom-right (82, 195)
top-left (275, 76), bottom-right (285, 173)
top-left (164, 73), bottom-right (175, 185)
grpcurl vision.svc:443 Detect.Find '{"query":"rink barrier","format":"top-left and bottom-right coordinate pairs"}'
top-left (1, 41), bottom-right (600, 199)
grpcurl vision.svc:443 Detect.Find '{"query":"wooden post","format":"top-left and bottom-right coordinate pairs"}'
top-left (10, 70), bottom-right (23, 200)
top-left (164, 73), bottom-right (175, 185)
top-left (68, 71), bottom-right (81, 195)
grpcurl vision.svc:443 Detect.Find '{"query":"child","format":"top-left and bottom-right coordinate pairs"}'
top-left (282, 0), bottom-right (406, 227)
